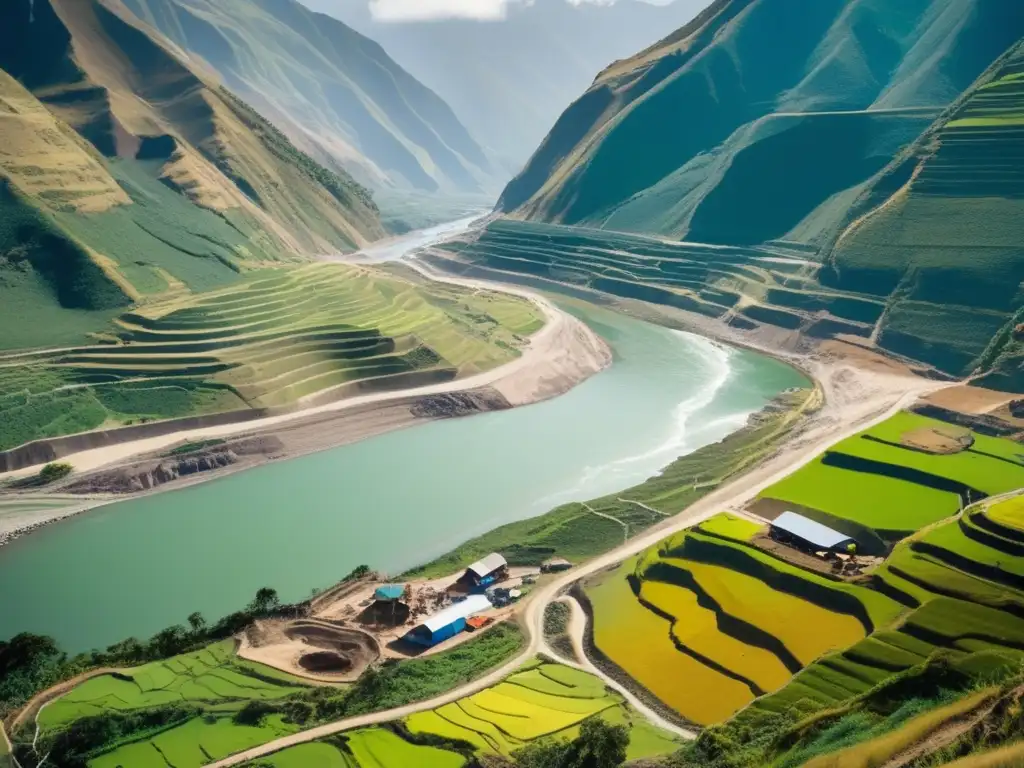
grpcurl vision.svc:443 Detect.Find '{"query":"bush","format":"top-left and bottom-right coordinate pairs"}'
top-left (38, 462), bottom-right (73, 483)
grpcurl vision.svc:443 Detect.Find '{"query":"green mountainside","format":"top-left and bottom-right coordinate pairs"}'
top-left (119, 0), bottom-right (494, 195)
top-left (0, 0), bottom-right (545, 445)
top-left (499, 0), bottom-right (1022, 235)
top-left (475, 0), bottom-right (1024, 390)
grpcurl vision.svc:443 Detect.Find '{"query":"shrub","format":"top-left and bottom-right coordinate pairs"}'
top-left (38, 462), bottom-right (72, 484)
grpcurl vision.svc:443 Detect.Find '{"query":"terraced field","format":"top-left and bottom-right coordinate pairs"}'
top-left (0, 263), bottom-right (543, 451)
top-left (405, 661), bottom-right (679, 760)
top-left (585, 515), bottom-right (904, 725)
top-left (586, 410), bottom-right (1024, 727)
top-left (735, 502), bottom-right (1024, 735)
top-left (253, 662), bottom-right (678, 767)
top-left (33, 640), bottom-right (310, 768)
top-left (428, 220), bottom-right (884, 344)
top-left (757, 411), bottom-right (1024, 542)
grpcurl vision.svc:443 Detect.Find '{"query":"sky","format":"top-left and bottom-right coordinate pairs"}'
top-left (368, 0), bottom-right (679, 22)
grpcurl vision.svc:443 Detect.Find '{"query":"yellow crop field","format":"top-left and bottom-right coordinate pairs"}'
top-left (639, 580), bottom-right (792, 693)
top-left (986, 496), bottom-right (1024, 531)
top-left (406, 662), bottom-right (680, 759)
top-left (587, 559), bottom-right (755, 724)
top-left (674, 559), bottom-right (866, 664)
top-left (697, 513), bottom-right (763, 541)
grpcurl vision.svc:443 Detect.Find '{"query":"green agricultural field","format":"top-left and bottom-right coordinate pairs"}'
top-left (585, 508), bottom-right (906, 724)
top-left (29, 640), bottom-right (311, 768)
top-left (758, 457), bottom-right (961, 536)
top-left (251, 742), bottom-right (356, 767)
top-left (0, 263), bottom-right (544, 450)
top-left (986, 496), bottom-right (1024, 531)
top-left (347, 728), bottom-right (464, 768)
top-left (39, 641), bottom-right (305, 730)
top-left (92, 714), bottom-right (298, 768)
top-left (696, 512), bottom-right (763, 541)
top-left (404, 662), bottom-right (679, 761)
top-left (830, 411), bottom-right (1024, 496)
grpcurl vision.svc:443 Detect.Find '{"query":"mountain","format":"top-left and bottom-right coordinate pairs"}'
top-left (469, 0), bottom-right (1024, 391)
top-left (308, 0), bottom-right (708, 172)
top-left (0, 0), bottom-right (385, 348)
top-left (499, 0), bottom-right (1023, 237)
top-left (828, 39), bottom-right (1024, 390)
top-left (118, 0), bottom-right (494, 195)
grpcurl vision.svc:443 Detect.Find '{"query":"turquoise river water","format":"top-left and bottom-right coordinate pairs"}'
top-left (0, 303), bottom-right (806, 653)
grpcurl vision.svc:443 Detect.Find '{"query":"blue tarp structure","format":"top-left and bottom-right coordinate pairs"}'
top-left (405, 594), bottom-right (492, 646)
top-left (374, 584), bottom-right (405, 601)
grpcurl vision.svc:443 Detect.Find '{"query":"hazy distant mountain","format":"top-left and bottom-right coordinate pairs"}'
top-left (121, 0), bottom-right (494, 194)
top-left (303, 0), bottom-right (707, 172)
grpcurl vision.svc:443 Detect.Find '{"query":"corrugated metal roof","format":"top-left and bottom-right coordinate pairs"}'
top-left (772, 511), bottom-right (854, 549)
top-left (467, 552), bottom-right (507, 578)
top-left (420, 594), bottom-right (492, 634)
top-left (374, 584), bottom-right (405, 601)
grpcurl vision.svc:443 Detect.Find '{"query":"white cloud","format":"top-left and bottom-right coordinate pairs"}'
top-left (368, 0), bottom-right (677, 22)
top-left (369, 0), bottom-right (515, 21)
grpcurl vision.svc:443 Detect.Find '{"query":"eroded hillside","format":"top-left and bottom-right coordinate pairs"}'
top-left (119, 0), bottom-right (493, 194)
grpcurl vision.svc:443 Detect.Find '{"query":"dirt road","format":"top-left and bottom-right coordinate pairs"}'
top-left (207, 360), bottom-right (946, 766)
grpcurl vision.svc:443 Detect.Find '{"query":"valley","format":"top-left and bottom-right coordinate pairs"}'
top-left (3, 1), bottom-right (1024, 767)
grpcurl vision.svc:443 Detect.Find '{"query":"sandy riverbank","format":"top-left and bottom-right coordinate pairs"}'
top-left (0, 270), bottom-right (611, 544)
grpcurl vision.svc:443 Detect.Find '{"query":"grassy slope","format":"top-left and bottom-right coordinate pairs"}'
top-left (499, 0), bottom-right (1022, 230)
top-left (119, 0), bottom-right (490, 194)
top-left (826, 42), bottom-right (1024, 389)
top-left (490, 1), bottom-right (1024, 390)
top-left (0, 262), bottom-right (542, 451)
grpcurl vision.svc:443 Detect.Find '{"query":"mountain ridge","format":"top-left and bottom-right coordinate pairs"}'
top-left (121, 0), bottom-right (496, 194)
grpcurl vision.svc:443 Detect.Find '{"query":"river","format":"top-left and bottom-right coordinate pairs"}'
top-left (0, 226), bottom-right (807, 654)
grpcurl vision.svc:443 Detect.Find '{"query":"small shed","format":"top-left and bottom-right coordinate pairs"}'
top-left (374, 584), bottom-right (406, 602)
top-left (459, 553), bottom-right (508, 589)
top-left (541, 557), bottom-right (573, 573)
top-left (770, 511), bottom-right (857, 554)
top-left (405, 594), bottom-right (492, 647)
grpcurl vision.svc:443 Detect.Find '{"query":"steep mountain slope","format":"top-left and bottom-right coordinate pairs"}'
top-left (0, 0), bottom-right (382, 255)
top-left (120, 0), bottom-right (494, 194)
top-left (311, 0), bottom-right (707, 171)
top-left (499, 0), bottom-right (1024, 245)
top-left (827, 41), bottom-right (1024, 390)
top-left (0, 0), bottom-right (389, 350)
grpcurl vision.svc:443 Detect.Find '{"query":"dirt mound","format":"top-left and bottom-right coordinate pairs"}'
top-left (902, 425), bottom-right (974, 454)
top-left (240, 619), bottom-right (379, 682)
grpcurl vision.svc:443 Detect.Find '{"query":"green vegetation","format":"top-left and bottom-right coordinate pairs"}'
top-left (404, 662), bottom-right (676, 763)
top-left (121, 0), bottom-right (491, 195)
top-left (757, 410), bottom-right (1024, 542)
top-left (166, 439), bottom-right (227, 457)
top-left (0, 586), bottom-right (289, 719)
top-left (406, 387), bottom-right (814, 578)
top-left (0, 262), bottom-right (542, 450)
top-left (758, 457), bottom-right (962, 537)
top-left (38, 462), bottom-right (72, 484)
top-left (585, 516), bottom-right (903, 725)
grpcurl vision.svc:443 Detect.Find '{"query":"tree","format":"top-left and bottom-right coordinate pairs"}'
top-left (513, 720), bottom-right (629, 768)
top-left (563, 719), bottom-right (629, 768)
top-left (187, 612), bottom-right (206, 634)
top-left (250, 587), bottom-right (280, 614)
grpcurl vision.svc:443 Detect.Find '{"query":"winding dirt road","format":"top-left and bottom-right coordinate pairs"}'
top-left (208, 360), bottom-right (947, 766)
